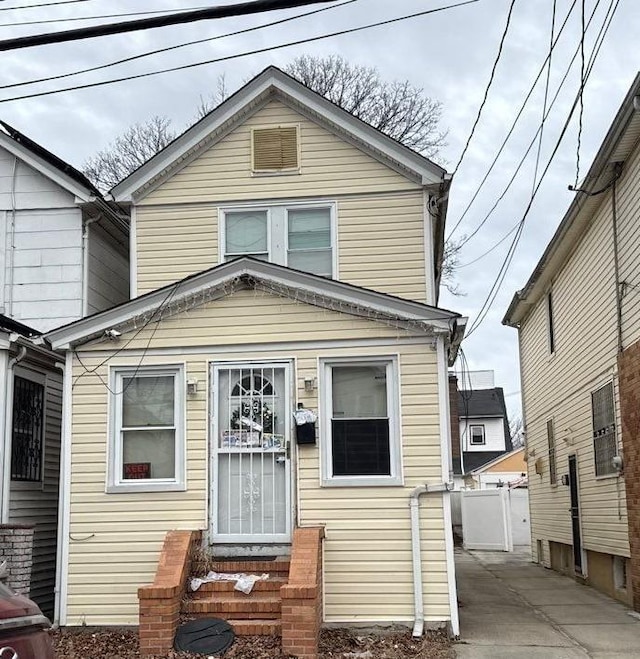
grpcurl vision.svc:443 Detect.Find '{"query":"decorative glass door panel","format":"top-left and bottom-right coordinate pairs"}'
top-left (211, 363), bottom-right (291, 543)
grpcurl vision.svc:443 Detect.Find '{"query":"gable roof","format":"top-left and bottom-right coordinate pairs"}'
top-left (0, 120), bottom-right (98, 202)
top-left (458, 387), bottom-right (508, 418)
top-left (0, 314), bottom-right (41, 338)
top-left (44, 257), bottom-right (465, 360)
top-left (503, 72), bottom-right (640, 327)
top-left (111, 66), bottom-right (447, 203)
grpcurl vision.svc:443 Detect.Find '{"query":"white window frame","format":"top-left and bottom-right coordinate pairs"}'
top-left (107, 364), bottom-right (186, 493)
top-left (469, 424), bottom-right (485, 446)
top-left (591, 380), bottom-right (618, 479)
top-left (320, 355), bottom-right (402, 487)
top-left (218, 200), bottom-right (337, 278)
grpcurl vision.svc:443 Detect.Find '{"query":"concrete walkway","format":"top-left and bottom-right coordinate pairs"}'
top-left (454, 547), bottom-right (640, 658)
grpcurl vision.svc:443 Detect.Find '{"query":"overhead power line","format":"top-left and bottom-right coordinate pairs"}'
top-left (446, 0), bottom-right (578, 240)
top-left (452, 0), bottom-right (603, 252)
top-left (0, 1), bottom-right (480, 104)
top-left (1, 0), bottom-right (358, 90)
top-left (451, 0), bottom-right (517, 177)
top-left (0, 0), bottom-right (336, 52)
top-left (464, 0), bottom-right (620, 339)
top-left (3, 5), bottom-right (214, 27)
top-left (0, 0), bottom-right (92, 11)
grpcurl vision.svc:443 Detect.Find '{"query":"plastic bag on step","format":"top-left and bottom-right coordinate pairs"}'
top-left (233, 573), bottom-right (269, 594)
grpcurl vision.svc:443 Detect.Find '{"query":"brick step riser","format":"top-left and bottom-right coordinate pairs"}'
top-left (183, 610), bottom-right (282, 621)
top-left (183, 597), bottom-right (281, 615)
top-left (189, 580), bottom-right (287, 598)
top-left (205, 561), bottom-right (290, 574)
top-left (228, 619), bottom-right (282, 636)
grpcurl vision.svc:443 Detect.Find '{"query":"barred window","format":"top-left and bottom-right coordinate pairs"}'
top-left (11, 375), bottom-right (44, 482)
top-left (547, 419), bottom-right (557, 485)
top-left (592, 383), bottom-right (617, 477)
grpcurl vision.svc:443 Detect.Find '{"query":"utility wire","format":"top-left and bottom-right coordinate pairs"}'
top-left (0, 0), bottom-right (92, 11)
top-left (451, 0), bottom-right (517, 177)
top-left (1, 0), bottom-right (358, 90)
top-left (575, 0), bottom-right (586, 187)
top-left (446, 0), bottom-right (578, 240)
top-left (0, 0), bottom-right (336, 51)
top-left (0, 1), bottom-right (480, 104)
top-left (531, 0), bottom-right (556, 194)
top-left (3, 5), bottom-right (215, 27)
top-left (457, 221), bottom-right (520, 268)
top-left (465, 0), bottom-right (619, 339)
top-left (453, 0), bottom-right (604, 253)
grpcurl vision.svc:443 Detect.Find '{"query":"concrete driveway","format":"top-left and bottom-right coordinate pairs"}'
top-left (454, 547), bottom-right (640, 658)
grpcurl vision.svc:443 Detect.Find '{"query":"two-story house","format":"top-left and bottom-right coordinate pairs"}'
top-left (504, 73), bottom-right (640, 609)
top-left (0, 121), bottom-right (129, 618)
top-left (45, 67), bottom-right (466, 655)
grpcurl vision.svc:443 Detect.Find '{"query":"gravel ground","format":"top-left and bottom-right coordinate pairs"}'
top-left (52, 627), bottom-right (454, 658)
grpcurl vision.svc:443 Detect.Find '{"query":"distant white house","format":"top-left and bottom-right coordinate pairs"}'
top-left (0, 121), bottom-right (130, 618)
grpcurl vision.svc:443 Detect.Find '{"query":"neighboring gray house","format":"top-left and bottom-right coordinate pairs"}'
top-left (0, 120), bottom-right (129, 330)
top-left (0, 121), bottom-right (130, 617)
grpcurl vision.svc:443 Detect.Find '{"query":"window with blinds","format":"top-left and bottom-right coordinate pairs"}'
top-left (252, 126), bottom-right (299, 172)
top-left (592, 382), bottom-right (617, 477)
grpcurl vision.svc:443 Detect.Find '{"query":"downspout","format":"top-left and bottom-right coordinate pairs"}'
top-left (6, 156), bottom-right (18, 318)
top-left (1, 343), bottom-right (27, 523)
top-left (81, 214), bottom-right (100, 317)
top-left (611, 170), bottom-right (623, 353)
top-left (410, 481), bottom-right (453, 638)
top-left (410, 484), bottom-right (428, 637)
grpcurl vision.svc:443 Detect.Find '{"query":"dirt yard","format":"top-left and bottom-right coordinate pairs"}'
top-left (52, 627), bottom-right (454, 658)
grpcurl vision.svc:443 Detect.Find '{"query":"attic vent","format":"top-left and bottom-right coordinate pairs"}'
top-left (252, 126), bottom-right (299, 172)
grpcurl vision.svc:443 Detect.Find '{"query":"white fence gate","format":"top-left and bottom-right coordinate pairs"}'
top-left (509, 488), bottom-right (531, 546)
top-left (461, 489), bottom-right (513, 551)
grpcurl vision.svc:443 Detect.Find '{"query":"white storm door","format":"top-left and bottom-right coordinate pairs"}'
top-left (211, 363), bottom-right (292, 543)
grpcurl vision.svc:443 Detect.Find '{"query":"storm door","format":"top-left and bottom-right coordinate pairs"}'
top-left (211, 363), bottom-right (292, 543)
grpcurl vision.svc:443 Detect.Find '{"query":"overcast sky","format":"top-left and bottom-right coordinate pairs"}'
top-left (2, 0), bottom-right (638, 418)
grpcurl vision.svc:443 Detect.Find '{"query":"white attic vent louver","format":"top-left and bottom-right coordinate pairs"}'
top-left (252, 126), bottom-right (299, 172)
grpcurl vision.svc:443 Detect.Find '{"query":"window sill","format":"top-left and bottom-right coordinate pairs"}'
top-left (322, 475), bottom-right (403, 488)
top-left (106, 481), bottom-right (186, 494)
top-left (594, 473), bottom-right (621, 481)
top-left (251, 169), bottom-right (301, 177)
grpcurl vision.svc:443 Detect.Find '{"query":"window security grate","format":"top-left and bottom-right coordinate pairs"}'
top-left (11, 376), bottom-right (44, 482)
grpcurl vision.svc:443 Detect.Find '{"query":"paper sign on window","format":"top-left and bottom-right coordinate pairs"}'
top-left (123, 462), bottom-right (151, 479)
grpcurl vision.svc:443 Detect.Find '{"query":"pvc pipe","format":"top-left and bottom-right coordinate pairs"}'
top-left (410, 484), bottom-right (428, 637)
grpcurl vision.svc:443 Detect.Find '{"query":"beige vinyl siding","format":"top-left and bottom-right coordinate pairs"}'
top-left (519, 158), bottom-right (630, 561)
top-left (134, 99), bottom-right (428, 303)
top-left (66, 289), bottom-right (450, 625)
top-left (8, 364), bottom-right (61, 619)
top-left (614, 139), bottom-right (640, 350)
top-left (140, 100), bottom-right (418, 206)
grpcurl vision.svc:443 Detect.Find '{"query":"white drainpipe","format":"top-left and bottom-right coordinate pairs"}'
top-left (1, 343), bottom-right (27, 523)
top-left (410, 481), bottom-right (453, 638)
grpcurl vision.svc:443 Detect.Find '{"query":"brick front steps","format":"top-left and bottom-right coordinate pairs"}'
top-left (138, 528), bottom-right (324, 659)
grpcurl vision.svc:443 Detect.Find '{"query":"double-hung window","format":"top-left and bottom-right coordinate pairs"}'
top-left (322, 357), bottom-right (401, 487)
top-left (221, 203), bottom-right (335, 277)
top-left (108, 366), bottom-right (185, 492)
top-left (469, 425), bottom-right (485, 446)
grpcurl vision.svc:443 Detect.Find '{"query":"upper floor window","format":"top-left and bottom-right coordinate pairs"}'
top-left (547, 418), bottom-right (557, 485)
top-left (469, 424), bottom-right (485, 445)
top-left (592, 382), bottom-right (617, 477)
top-left (221, 203), bottom-right (335, 278)
top-left (252, 126), bottom-right (299, 173)
top-left (547, 291), bottom-right (555, 354)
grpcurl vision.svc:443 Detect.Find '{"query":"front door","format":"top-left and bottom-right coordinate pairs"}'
top-left (211, 363), bottom-right (292, 544)
top-left (568, 454), bottom-right (583, 573)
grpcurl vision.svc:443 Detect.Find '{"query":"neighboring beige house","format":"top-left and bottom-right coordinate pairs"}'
top-left (504, 73), bottom-right (640, 608)
top-left (45, 67), bottom-right (466, 638)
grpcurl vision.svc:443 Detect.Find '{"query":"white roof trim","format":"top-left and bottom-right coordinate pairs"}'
top-left (0, 132), bottom-right (94, 202)
top-left (110, 67), bottom-right (446, 202)
top-left (45, 257), bottom-right (460, 350)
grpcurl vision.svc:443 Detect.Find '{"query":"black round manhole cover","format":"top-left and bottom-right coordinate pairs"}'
top-left (174, 618), bottom-right (235, 655)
